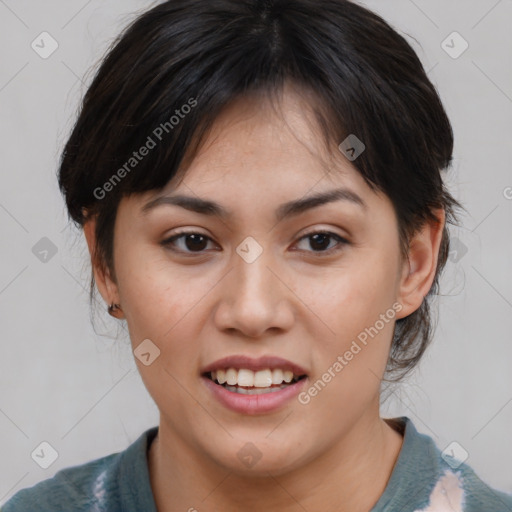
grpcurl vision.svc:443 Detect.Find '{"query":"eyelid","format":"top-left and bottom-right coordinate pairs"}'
top-left (299, 226), bottom-right (349, 242)
top-left (161, 228), bottom-right (350, 256)
top-left (293, 230), bottom-right (349, 255)
top-left (161, 229), bottom-right (219, 251)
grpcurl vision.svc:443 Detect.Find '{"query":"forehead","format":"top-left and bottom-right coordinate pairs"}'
top-left (156, 86), bottom-right (367, 198)
top-left (121, 85), bottom-right (394, 224)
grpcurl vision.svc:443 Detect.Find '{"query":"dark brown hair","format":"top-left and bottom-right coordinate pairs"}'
top-left (57, 0), bottom-right (462, 381)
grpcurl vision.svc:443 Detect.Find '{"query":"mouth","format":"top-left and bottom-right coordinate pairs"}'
top-left (204, 368), bottom-right (307, 395)
top-left (200, 355), bottom-right (309, 413)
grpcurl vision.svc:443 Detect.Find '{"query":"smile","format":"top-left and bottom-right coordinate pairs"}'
top-left (201, 356), bottom-right (309, 414)
top-left (207, 368), bottom-right (306, 395)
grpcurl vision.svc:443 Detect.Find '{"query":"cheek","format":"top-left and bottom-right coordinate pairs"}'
top-left (306, 255), bottom-right (399, 330)
top-left (114, 243), bottom-right (199, 342)
top-left (115, 250), bottom-right (206, 402)
top-left (301, 251), bottom-right (400, 388)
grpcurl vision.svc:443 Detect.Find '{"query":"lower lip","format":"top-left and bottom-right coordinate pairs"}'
top-left (202, 376), bottom-right (307, 414)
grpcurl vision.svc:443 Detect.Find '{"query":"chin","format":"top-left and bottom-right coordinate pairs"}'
top-left (203, 435), bottom-right (311, 477)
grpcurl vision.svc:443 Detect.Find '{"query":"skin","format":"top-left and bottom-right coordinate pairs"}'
top-left (84, 83), bottom-right (445, 512)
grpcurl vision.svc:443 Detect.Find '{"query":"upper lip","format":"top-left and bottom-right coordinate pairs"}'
top-left (201, 355), bottom-right (308, 376)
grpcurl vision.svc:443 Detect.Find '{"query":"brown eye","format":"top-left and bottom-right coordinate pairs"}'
top-left (294, 231), bottom-right (348, 255)
top-left (161, 230), bottom-right (349, 257)
top-left (161, 232), bottom-right (215, 253)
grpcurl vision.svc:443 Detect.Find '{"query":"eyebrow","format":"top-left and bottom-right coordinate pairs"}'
top-left (141, 187), bottom-right (366, 222)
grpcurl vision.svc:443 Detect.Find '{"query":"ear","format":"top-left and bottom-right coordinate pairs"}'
top-left (395, 209), bottom-right (446, 320)
top-left (83, 214), bottom-right (123, 315)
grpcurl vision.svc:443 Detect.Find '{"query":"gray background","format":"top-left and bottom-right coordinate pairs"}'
top-left (1, 0), bottom-right (511, 504)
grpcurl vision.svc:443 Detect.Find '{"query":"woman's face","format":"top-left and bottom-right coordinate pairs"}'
top-left (88, 87), bottom-right (435, 475)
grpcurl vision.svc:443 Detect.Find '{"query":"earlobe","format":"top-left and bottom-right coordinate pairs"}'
top-left (83, 217), bottom-right (122, 316)
top-left (395, 209), bottom-right (446, 320)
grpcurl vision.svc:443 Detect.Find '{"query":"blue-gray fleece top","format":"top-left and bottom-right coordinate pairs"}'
top-left (2, 417), bottom-right (512, 511)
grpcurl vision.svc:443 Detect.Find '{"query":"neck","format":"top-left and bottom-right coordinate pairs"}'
top-left (148, 411), bottom-right (404, 512)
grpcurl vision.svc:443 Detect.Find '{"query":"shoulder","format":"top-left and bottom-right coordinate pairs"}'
top-left (1, 427), bottom-right (158, 512)
top-left (437, 458), bottom-right (512, 511)
top-left (1, 453), bottom-right (121, 512)
top-left (0, 452), bottom-right (122, 512)
top-left (399, 417), bottom-right (512, 512)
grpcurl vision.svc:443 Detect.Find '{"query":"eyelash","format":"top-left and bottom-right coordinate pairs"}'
top-left (160, 229), bottom-right (349, 257)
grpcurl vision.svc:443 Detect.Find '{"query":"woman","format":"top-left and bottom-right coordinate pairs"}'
top-left (3, 0), bottom-right (511, 510)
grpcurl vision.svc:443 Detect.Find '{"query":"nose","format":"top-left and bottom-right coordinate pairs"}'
top-left (213, 245), bottom-right (295, 339)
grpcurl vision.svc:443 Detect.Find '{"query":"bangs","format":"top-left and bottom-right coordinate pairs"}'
top-left (60, 0), bottom-right (452, 228)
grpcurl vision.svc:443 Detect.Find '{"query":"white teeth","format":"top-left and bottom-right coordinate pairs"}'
top-left (209, 367), bottom-right (303, 388)
top-left (226, 368), bottom-right (238, 385)
top-left (216, 369), bottom-right (226, 384)
top-left (271, 369), bottom-right (283, 385)
top-left (224, 384), bottom-right (289, 395)
top-left (254, 369), bottom-right (273, 388)
top-left (237, 369), bottom-right (254, 387)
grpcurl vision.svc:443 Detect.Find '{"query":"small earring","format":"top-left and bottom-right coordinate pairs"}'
top-left (108, 302), bottom-right (123, 318)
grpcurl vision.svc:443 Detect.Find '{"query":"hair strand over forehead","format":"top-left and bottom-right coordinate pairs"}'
top-left (58, 0), bottom-right (463, 381)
